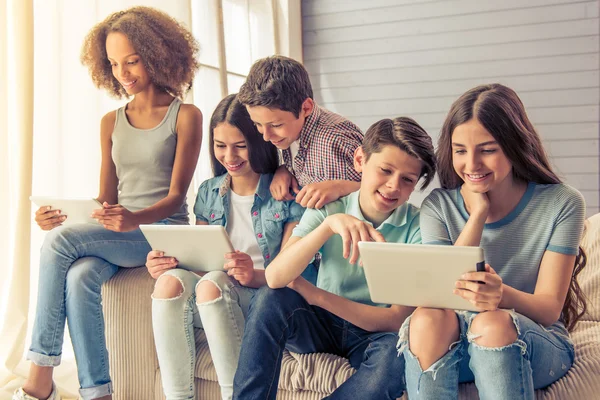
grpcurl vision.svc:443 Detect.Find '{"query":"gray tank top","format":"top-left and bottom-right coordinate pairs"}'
top-left (111, 98), bottom-right (188, 224)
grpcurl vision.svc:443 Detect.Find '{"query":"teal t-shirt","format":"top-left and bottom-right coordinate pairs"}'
top-left (292, 190), bottom-right (421, 307)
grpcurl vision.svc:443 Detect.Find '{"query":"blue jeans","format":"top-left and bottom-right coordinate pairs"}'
top-left (28, 223), bottom-right (155, 400)
top-left (233, 286), bottom-right (406, 400)
top-left (398, 310), bottom-right (575, 400)
top-left (152, 269), bottom-right (256, 400)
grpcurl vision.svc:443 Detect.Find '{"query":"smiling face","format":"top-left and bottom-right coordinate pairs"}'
top-left (451, 118), bottom-right (514, 194)
top-left (245, 98), bottom-right (313, 149)
top-left (355, 145), bottom-right (422, 226)
top-left (213, 122), bottom-right (256, 178)
top-left (106, 32), bottom-right (151, 96)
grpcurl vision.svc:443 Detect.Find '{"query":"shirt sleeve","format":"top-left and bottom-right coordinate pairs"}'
top-left (291, 206), bottom-right (328, 239)
top-left (193, 181), bottom-right (210, 223)
top-left (547, 186), bottom-right (586, 256)
top-left (420, 192), bottom-right (453, 245)
top-left (316, 128), bottom-right (362, 182)
top-left (286, 200), bottom-right (306, 223)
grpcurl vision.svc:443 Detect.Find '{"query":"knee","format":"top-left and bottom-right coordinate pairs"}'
top-left (153, 274), bottom-right (184, 299)
top-left (409, 308), bottom-right (459, 346)
top-left (469, 310), bottom-right (517, 348)
top-left (65, 257), bottom-right (99, 291)
top-left (196, 280), bottom-right (222, 304)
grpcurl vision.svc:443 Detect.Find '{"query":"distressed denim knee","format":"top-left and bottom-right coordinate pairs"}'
top-left (152, 268), bottom-right (201, 400)
top-left (398, 310), bottom-right (465, 399)
top-left (196, 270), bottom-right (255, 400)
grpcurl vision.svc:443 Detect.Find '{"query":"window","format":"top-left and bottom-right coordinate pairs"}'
top-left (190, 0), bottom-right (278, 185)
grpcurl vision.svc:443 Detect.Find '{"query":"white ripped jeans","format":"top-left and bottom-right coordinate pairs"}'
top-left (152, 268), bottom-right (256, 400)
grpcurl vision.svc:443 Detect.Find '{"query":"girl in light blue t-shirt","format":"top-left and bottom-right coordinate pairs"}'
top-left (398, 84), bottom-right (587, 400)
top-left (146, 94), bottom-right (304, 400)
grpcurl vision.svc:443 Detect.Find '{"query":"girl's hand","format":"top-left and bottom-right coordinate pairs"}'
top-left (271, 165), bottom-right (299, 201)
top-left (35, 206), bottom-right (66, 230)
top-left (295, 181), bottom-right (340, 209)
top-left (325, 214), bottom-right (386, 264)
top-left (224, 251), bottom-right (254, 286)
top-left (460, 187), bottom-right (490, 219)
top-left (454, 264), bottom-right (503, 311)
top-left (287, 276), bottom-right (319, 305)
top-left (146, 250), bottom-right (178, 279)
top-left (92, 202), bottom-right (139, 232)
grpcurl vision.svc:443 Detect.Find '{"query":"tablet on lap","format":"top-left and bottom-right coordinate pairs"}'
top-left (140, 225), bottom-right (234, 273)
top-left (30, 196), bottom-right (102, 225)
top-left (359, 242), bottom-right (485, 312)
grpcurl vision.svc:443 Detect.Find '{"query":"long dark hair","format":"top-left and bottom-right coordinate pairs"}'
top-left (209, 94), bottom-right (279, 177)
top-left (438, 84), bottom-right (587, 330)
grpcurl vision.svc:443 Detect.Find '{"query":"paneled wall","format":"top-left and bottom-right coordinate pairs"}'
top-left (302, 0), bottom-right (600, 214)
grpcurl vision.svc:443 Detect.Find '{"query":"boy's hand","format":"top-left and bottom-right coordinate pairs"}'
top-left (325, 214), bottom-right (386, 264)
top-left (92, 202), bottom-right (140, 232)
top-left (225, 251), bottom-right (255, 286)
top-left (271, 165), bottom-right (300, 201)
top-left (146, 250), bottom-right (178, 279)
top-left (454, 264), bottom-right (503, 311)
top-left (295, 181), bottom-right (340, 209)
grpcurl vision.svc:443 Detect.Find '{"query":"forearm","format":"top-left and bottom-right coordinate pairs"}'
top-left (132, 193), bottom-right (187, 224)
top-left (312, 288), bottom-right (413, 332)
top-left (500, 285), bottom-right (564, 326)
top-left (266, 224), bottom-right (332, 288)
top-left (332, 180), bottom-right (360, 198)
top-left (455, 212), bottom-right (486, 246)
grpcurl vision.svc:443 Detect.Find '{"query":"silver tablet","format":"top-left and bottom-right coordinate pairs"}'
top-left (359, 242), bottom-right (485, 311)
top-left (139, 225), bottom-right (235, 273)
top-left (30, 196), bottom-right (102, 225)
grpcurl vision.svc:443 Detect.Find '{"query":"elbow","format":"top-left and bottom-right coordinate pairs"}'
top-left (265, 268), bottom-right (286, 289)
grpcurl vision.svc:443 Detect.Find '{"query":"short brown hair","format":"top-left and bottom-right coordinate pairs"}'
top-left (80, 6), bottom-right (200, 99)
top-left (362, 117), bottom-right (436, 189)
top-left (237, 56), bottom-right (313, 118)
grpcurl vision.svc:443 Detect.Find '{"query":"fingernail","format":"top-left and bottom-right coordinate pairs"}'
top-left (160, 252), bottom-right (164, 256)
top-left (60, 216), bottom-right (66, 220)
top-left (55, 211), bottom-right (60, 215)
top-left (47, 206), bottom-right (51, 211)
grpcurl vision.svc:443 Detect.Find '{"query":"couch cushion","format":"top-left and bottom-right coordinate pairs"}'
top-left (579, 214), bottom-right (600, 321)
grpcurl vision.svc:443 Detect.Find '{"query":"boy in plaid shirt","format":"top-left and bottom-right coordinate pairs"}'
top-left (238, 55), bottom-right (363, 209)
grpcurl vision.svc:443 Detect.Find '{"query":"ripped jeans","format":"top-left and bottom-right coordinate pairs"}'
top-left (152, 268), bottom-right (256, 400)
top-left (397, 310), bottom-right (575, 400)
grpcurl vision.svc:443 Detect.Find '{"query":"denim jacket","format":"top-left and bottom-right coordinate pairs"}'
top-left (193, 173), bottom-right (305, 267)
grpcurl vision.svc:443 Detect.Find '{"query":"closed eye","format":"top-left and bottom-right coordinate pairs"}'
top-left (380, 168), bottom-right (391, 174)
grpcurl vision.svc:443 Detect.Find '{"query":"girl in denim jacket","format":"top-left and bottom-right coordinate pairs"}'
top-left (397, 84), bottom-right (588, 400)
top-left (146, 94), bottom-right (305, 400)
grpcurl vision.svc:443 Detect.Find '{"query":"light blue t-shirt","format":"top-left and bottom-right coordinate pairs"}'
top-left (194, 173), bottom-right (305, 268)
top-left (292, 190), bottom-right (421, 307)
top-left (420, 182), bottom-right (585, 295)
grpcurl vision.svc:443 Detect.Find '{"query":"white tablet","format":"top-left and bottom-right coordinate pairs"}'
top-left (359, 242), bottom-right (485, 312)
top-left (139, 225), bottom-right (235, 273)
top-left (30, 196), bottom-right (102, 225)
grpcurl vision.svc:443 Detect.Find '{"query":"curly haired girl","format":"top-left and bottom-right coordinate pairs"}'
top-left (15, 7), bottom-right (202, 400)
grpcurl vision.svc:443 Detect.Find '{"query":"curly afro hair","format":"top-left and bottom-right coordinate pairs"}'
top-left (81, 6), bottom-right (200, 99)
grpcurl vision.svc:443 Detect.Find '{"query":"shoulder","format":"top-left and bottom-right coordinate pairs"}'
top-left (422, 188), bottom-right (457, 210)
top-left (532, 183), bottom-right (585, 214)
top-left (100, 110), bottom-right (117, 139)
top-left (314, 107), bottom-right (363, 140)
top-left (176, 103), bottom-right (203, 133)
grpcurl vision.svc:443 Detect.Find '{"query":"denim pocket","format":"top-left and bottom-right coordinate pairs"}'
top-left (207, 209), bottom-right (225, 225)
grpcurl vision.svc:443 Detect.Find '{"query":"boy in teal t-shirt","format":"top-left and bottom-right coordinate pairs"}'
top-left (233, 117), bottom-right (436, 400)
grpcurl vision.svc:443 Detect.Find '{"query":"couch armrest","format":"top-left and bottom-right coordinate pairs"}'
top-left (101, 267), bottom-right (158, 400)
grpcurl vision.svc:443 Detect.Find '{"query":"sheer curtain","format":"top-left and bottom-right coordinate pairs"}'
top-left (0, 1), bottom-right (301, 398)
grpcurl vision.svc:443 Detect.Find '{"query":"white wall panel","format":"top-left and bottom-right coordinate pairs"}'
top-left (303, 0), bottom-right (600, 215)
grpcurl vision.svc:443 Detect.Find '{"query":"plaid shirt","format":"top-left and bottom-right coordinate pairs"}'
top-left (282, 104), bottom-right (363, 187)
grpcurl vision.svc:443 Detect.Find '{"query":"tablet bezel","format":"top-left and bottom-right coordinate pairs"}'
top-left (29, 196), bottom-right (102, 226)
top-left (358, 242), bottom-right (485, 311)
top-left (139, 225), bottom-right (234, 273)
